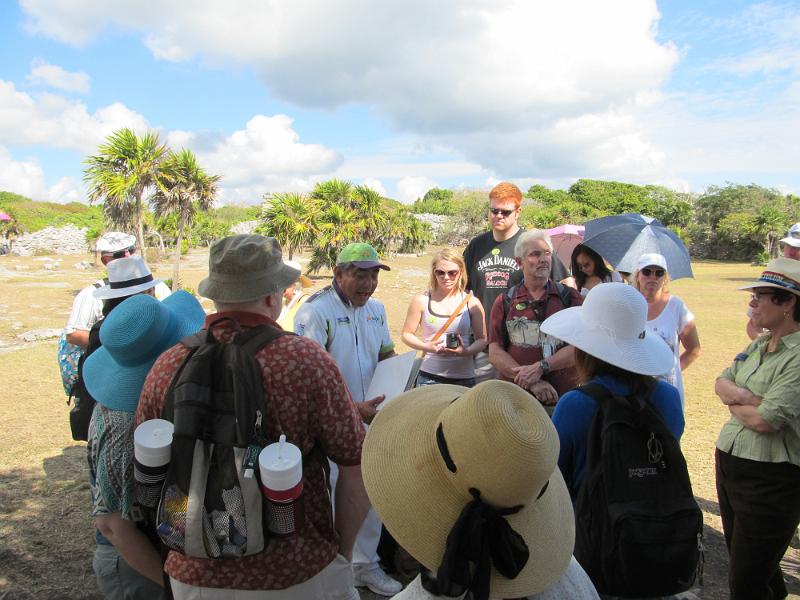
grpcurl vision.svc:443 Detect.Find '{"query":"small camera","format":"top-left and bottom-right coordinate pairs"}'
top-left (445, 333), bottom-right (460, 349)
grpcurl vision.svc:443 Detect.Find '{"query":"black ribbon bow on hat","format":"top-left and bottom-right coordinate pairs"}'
top-left (435, 487), bottom-right (529, 600)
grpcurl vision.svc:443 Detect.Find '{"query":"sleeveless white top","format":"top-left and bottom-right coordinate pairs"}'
top-left (419, 292), bottom-right (475, 379)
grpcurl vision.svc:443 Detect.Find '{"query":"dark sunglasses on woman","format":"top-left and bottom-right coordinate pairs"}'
top-left (641, 267), bottom-right (665, 278)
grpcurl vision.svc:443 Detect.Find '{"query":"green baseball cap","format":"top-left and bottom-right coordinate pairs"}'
top-left (336, 242), bottom-right (391, 271)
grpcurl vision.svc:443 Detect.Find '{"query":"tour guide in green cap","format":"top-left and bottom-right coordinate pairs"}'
top-left (294, 242), bottom-right (402, 596)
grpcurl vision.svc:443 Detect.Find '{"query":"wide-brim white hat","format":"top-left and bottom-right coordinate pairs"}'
top-left (94, 256), bottom-right (162, 299)
top-left (96, 231), bottom-right (136, 254)
top-left (541, 282), bottom-right (673, 376)
top-left (779, 222), bottom-right (800, 248)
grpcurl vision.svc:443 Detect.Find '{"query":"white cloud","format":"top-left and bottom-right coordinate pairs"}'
top-left (19, 0), bottom-right (678, 180)
top-left (360, 178), bottom-right (387, 197)
top-left (0, 80), bottom-right (150, 153)
top-left (0, 146), bottom-right (84, 203)
top-left (26, 58), bottom-right (90, 93)
top-left (396, 176), bottom-right (437, 204)
top-left (168, 115), bottom-right (342, 204)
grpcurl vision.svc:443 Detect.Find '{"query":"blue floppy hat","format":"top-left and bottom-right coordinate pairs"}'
top-left (84, 291), bottom-right (206, 412)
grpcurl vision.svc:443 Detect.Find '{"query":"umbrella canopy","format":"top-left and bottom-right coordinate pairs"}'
top-left (0, 211), bottom-right (11, 222)
top-left (583, 213), bottom-right (693, 280)
top-left (545, 224), bottom-right (584, 267)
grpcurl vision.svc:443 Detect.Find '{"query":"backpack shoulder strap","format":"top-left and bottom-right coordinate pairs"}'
top-left (235, 323), bottom-right (293, 356)
top-left (501, 283), bottom-right (522, 347)
top-left (554, 281), bottom-right (574, 308)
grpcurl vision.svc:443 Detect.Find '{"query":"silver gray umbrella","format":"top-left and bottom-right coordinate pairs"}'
top-left (582, 213), bottom-right (693, 279)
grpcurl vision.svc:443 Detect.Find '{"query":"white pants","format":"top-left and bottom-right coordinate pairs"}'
top-left (169, 554), bottom-right (358, 599)
top-left (328, 460), bottom-right (382, 572)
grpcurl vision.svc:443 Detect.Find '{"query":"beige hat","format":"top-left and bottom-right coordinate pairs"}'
top-left (198, 235), bottom-right (300, 303)
top-left (285, 260), bottom-right (313, 288)
top-left (362, 380), bottom-right (574, 599)
top-left (739, 257), bottom-right (800, 297)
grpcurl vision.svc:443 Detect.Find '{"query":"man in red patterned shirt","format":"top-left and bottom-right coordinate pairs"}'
top-left (135, 235), bottom-right (370, 600)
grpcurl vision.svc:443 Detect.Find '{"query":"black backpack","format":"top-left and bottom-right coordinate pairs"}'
top-left (68, 319), bottom-right (103, 441)
top-left (500, 281), bottom-right (575, 347)
top-left (573, 383), bottom-right (703, 597)
top-left (155, 319), bottom-right (291, 559)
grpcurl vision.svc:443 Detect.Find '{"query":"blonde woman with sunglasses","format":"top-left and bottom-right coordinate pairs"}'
top-left (401, 249), bottom-right (487, 386)
top-left (632, 253), bottom-right (700, 410)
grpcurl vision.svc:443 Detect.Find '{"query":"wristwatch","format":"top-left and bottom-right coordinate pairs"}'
top-left (539, 360), bottom-right (550, 375)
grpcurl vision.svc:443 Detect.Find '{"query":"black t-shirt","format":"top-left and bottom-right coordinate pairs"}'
top-left (463, 228), bottom-right (569, 329)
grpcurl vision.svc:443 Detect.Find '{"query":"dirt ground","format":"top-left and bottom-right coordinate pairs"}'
top-left (0, 248), bottom-right (798, 599)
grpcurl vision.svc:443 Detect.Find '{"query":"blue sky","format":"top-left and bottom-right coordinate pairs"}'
top-left (0, 0), bottom-right (798, 205)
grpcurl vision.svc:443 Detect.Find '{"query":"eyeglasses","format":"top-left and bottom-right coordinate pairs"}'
top-left (641, 267), bottom-right (665, 278)
top-left (489, 207), bottom-right (515, 217)
top-left (434, 269), bottom-right (460, 278)
top-left (102, 246), bottom-right (136, 259)
top-left (750, 292), bottom-right (776, 303)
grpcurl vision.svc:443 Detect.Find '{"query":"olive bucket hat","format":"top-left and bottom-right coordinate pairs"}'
top-left (198, 235), bottom-right (300, 303)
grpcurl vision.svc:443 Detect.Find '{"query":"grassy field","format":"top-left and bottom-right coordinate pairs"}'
top-left (0, 249), bottom-right (798, 598)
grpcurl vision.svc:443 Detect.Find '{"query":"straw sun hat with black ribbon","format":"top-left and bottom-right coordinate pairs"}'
top-left (362, 380), bottom-right (574, 600)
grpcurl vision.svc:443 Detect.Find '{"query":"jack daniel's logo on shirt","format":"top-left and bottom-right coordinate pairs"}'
top-left (477, 254), bottom-right (518, 271)
top-left (478, 253), bottom-right (518, 289)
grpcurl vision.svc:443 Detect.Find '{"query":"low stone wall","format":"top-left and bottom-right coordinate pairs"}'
top-left (10, 224), bottom-right (88, 256)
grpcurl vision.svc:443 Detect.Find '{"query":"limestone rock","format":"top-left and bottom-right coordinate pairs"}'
top-left (16, 328), bottom-right (62, 342)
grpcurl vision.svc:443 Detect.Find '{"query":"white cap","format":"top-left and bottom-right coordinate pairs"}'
top-left (636, 252), bottom-right (668, 271)
top-left (96, 232), bottom-right (136, 254)
top-left (780, 223), bottom-right (800, 248)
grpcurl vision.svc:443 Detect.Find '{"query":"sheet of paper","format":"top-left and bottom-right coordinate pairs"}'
top-left (366, 350), bottom-right (417, 409)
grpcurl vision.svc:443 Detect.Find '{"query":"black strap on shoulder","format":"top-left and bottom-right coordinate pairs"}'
top-left (554, 281), bottom-right (573, 309)
top-left (235, 323), bottom-right (293, 356)
top-left (501, 283), bottom-right (522, 347)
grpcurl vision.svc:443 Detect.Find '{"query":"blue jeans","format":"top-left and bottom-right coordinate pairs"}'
top-left (417, 371), bottom-right (476, 388)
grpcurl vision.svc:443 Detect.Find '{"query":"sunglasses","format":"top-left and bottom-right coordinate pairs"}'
top-left (641, 267), bottom-right (665, 278)
top-left (489, 207), bottom-right (515, 217)
top-left (104, 246), bottom-right (136, 259)
top-left (750, 292), bottom-right (776, 303)
top-left (434, 269), bottom-right (460, 278)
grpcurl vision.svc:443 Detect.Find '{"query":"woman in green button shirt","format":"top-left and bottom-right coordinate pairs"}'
top-left (715, 257), bottom-right (800, 600)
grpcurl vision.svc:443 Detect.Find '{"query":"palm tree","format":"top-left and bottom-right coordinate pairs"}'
top-left (258, 192), bottom-right (319, 259)
top-left (152, 149), bottom-right (220, 290)
top-left (84, 128), bottom-right (168, 253)
top-left (307, 203), bottom-right (361, 273)
top-left (310, 179), bottom-right (353, 208)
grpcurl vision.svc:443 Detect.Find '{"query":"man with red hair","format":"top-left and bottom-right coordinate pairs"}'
top-left (463, 182), bottom-right (525, 382)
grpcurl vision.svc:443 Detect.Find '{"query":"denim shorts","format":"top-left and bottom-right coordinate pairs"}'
top-left (417, 371), bottom-right (476, 388)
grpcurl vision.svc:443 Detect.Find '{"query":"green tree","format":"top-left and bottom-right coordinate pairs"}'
top-left (84, 128), bottom-right (168, 252)
top-left (412, 188), bottom-right (456, 214)
top-left (307, 203), bottom-right (361, 273)
top-left (152, 149), bottom-right (220, 290)
top-left (258, 192), bottom-right (319, 259)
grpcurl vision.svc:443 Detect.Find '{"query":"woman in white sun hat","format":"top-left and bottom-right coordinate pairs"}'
top-left (631, 252), bottom-right (700, 410)
top-left (541, 282), bottom-right (684, 502)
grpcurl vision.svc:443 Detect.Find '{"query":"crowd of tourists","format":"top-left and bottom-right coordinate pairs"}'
top-left (57, 183), bottom-right (800, 600)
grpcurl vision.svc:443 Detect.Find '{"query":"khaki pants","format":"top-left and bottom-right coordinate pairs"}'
top-left (170, 554), bottom-right (358, 600)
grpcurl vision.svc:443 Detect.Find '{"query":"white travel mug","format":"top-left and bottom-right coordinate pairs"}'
top-left (258, 435), bottom-right (303, 536)
top-left (133, 419), bottom-right (173, 508)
